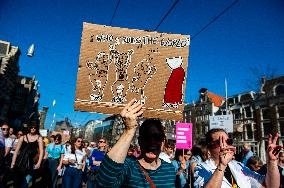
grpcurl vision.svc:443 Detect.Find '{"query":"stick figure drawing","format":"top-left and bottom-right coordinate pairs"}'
top-left (86, 51), bottom-right (113, 101)
top-left (111, 49), bottom-right (134, 103)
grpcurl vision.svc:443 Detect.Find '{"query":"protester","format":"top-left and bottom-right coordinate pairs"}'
top-left (10, 130), bottom-right (23, 155)
top-left (258, 150), bottom-right (284, 188)
top-left (9, 127), bottom-right (16, 139)
top-left (87, 138), bottom-right (107, 188)
top-left (246, 156), bottom-right (263, 172)
top-left (50, 135), bottom-right (55, 143)
top-left (62, 137), bottom-right (86, 188)
top-left (241, 143), bottom-right (254, 165)
top-left (172, 149), bottom-right (190, 188)
top-left (159, 141), bottom-right (174, 163)
top-left (126, 145), bottom-right (136, 159)
top-left (0, 128), bottom-right (5, 185)
top-left (10, 122), bottom-right (44, 187)
top-left (44, 133), bottom-right (65, 188)
top-left (184, 150), bottom-right (192, 162)
top-left (1, 123), bottom-right (13, 157)
top-left (95, 99), bottom-right (176, 187)
top-left (194, 128), bottom-right (281, 188)
top-left (90, 142), bottom-right (97, 149)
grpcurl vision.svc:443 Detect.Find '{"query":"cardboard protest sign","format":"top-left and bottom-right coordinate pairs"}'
top-left (176, 123), bottom-right (192, 149)
top-left (75, 22), bottom-right (190, 120)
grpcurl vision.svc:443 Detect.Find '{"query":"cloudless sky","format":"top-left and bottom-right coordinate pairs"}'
top-left (0, 0), bottom-right (283, 130)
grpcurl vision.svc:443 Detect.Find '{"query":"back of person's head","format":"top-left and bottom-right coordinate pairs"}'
top-left (205, 128), bottom-right (227, 145)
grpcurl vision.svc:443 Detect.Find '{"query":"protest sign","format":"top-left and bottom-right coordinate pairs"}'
top-left (176, 123), bottom-right (192, 149)
top-left (75, 22), bottom-right (190, 120)
top-left (209, 114), bottom-right (233, 133)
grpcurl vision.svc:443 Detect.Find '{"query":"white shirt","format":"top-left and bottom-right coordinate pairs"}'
top-left (194, 159), bottom-right (265, 188)
top-left (63, 149), bottom-right (85, 168)
top-left (159, 152), bottom-right (172, 163)
top-left (5, 137), bottom-right (13, 148)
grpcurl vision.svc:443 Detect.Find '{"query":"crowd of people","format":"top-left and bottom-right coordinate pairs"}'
top-left (0, 99), bottom-right (283, 188)
top-left (0, 122), bottom-right (109, 188)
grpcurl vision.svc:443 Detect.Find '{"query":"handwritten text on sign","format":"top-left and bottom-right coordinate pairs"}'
top-left (176, 123), bottom-right (192, 149)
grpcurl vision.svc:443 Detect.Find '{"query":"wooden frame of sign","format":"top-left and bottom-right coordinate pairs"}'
top-left (75, 22), bottom-right (190, 120)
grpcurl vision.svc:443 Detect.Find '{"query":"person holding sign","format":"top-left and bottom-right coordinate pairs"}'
top-left (94, 99), bottom-right (176, 187)
top-left (194, 128), bottom-right (281, 188)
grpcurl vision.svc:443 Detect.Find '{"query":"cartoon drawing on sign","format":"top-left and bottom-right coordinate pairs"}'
top-left (163, 56), bottom-right (185, 108)
top-left (111, 49), bottom-right (134, 103)
top-left (86, 51), bottom-right (113, 101)
top-left (131, 54), bottom-right (157, 104)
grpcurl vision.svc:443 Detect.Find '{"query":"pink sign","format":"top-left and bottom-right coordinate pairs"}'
top-left (176, 123), bottom-right (192, 149)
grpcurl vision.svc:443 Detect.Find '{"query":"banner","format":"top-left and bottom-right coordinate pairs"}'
top-left (74, 22), bottom-right (190, 120)
top-left (176, 123), bottom-right (192, 149)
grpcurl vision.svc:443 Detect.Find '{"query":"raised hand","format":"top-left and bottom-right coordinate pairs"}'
top-left (120, 99), bottom-right (144, 130)
top-left (267, 133), bottom-right (282, 161)
top-left (219, 136), bottom-right (236, 167)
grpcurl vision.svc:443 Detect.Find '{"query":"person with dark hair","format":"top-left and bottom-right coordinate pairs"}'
top-left (62, 137), bottom-right (86, 188)
top-left (87, 138), bottom-right (107, 188)
top-left (172, 149), bottom-right (190, 188)
top-left (1, 122), bottom-right (13, 157)
top-left (194, 128), bottom-right (281, 188)
top-left (159, 141), bottom-right (174, 163)
top-left (246, 156), bottom-right (263, 172)
top-left (95, 99), bottom-right (176, 187)
top-left (44, 133), bottom-right (65, 188)
top-left (10, 122), bottom-right (44, 187)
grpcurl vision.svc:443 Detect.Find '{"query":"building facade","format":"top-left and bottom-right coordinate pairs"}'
top-left (183, 88), bottom-right (224, 144)
top-left (185, 77), bottom-right (284, 162)
top-left (9, 76), bottom-right (40, 129)
top-left (0, 40), bottom-right (20, 124)
top-left (0, 40), bottom-right (41, 129)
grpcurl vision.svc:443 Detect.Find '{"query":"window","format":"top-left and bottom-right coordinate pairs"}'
top-left (246, 124), bottom-right (253, 139)
top-left (275, 84), bottom-right (284, 96)
top-left (263, 122), bottom-right (272, 137)
top-left (262, 108), bottom-right (270, 120)
top-left (278, 106), bottom-right (284, 118)
top-left (234, 109), bottom-right (241, 120)
top-left (245, 107), bottom-right (252, 118)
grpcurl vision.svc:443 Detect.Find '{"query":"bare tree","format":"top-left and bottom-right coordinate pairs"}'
top-left (245, 64), bottom-right (278, 91)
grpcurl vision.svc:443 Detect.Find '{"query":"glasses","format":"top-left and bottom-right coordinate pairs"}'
top-left (30, 126), bottom-right (37, 129)
top-left (1, 128), bottom-right (9, 131)
top-left (17, 133), bottom-right (23, 136)
top-left (208, 138), bottom-right (234, 149)
top-left (99, 140), bottom-right (105, 143)
top-left (77, 140), bottom-right (82, 143)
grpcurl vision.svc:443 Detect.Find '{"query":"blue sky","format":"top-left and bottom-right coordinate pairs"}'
top-left (0, 0), bottom-right (283, 130)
